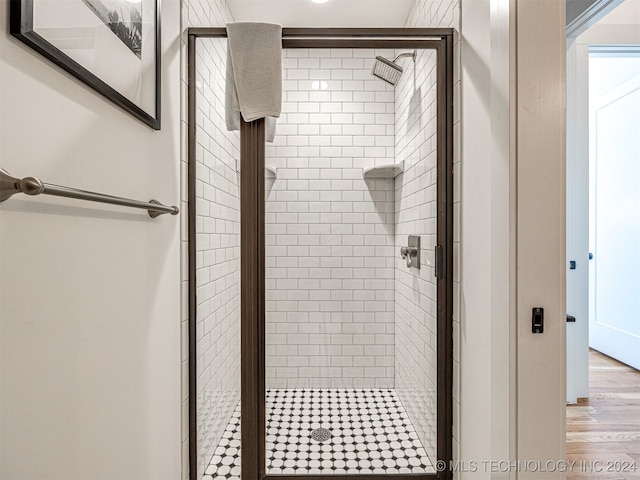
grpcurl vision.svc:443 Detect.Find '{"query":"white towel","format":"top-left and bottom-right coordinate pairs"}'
top-left (225, 22), bottom-right (282, 142)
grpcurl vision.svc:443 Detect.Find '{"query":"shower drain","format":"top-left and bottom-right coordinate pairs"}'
top-left (310, 427), bottom-right (332, 442)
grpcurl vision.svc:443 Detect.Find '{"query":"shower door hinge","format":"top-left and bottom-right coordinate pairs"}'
top-left (435, 245), bottom-right (444, 280)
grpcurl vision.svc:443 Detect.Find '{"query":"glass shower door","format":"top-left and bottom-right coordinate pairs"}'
top-left (189, 28), bottom-right (453, 480)
top-left (262, 44), bottom-right (443, 475)
top-left (192, 36), bottom-right (242, 480)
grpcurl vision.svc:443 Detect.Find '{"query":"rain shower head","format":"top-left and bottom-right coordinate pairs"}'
top-left (371, 50), bottom-right (416, 86)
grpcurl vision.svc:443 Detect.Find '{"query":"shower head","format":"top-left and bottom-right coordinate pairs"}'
top-left (371, 50), bottom-right (416, 86)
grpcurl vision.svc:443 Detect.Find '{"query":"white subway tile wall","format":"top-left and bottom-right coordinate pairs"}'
top-left (193, 36), bottom-right (242, 479)
top-left (180, 0), bottom-right (241, 476)
top-left (399, 0), bottom-right (461, 473)
top-left (393, 45), bottom-right (439, 459)
top-left (265, 49), bottom-right (398, 389)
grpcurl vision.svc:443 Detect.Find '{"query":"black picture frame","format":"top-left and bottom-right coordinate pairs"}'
top-left (10, 0), bottom-right (161, 130)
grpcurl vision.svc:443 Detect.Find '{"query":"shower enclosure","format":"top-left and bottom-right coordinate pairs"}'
top-left (188, 28), bottom-right (453, 480)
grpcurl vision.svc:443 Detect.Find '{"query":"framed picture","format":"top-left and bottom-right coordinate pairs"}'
top-left (10, 0), bottom-right (161, 129)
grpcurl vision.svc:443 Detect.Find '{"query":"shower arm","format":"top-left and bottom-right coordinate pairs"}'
top-left (393, 51), bottom-right (416, 63)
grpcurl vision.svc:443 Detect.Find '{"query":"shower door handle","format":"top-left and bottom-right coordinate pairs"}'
top-left (435, 245), bottom-right (444, 280)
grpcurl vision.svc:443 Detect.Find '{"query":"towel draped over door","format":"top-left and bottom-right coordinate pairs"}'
top-left (225, 22), bottom-right (282, 142)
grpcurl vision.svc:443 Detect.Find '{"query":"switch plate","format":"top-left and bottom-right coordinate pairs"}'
top-left (532, 307), bottom-right (544, 334)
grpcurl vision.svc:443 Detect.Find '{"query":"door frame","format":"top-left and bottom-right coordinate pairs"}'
top-left (566, 37), bottom-right (591, 403)
top-left (188, 28), bottom-right (455, 480)
top-left (565, 0), bottom-right (617, 407)
top-left (566, 6), bottom-right (640, 402)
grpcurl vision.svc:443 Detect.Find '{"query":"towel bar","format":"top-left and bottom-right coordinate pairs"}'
top-left (0, 169), bottom-right (179, 218)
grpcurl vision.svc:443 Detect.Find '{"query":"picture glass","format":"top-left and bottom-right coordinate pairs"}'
top-left (32, 0), bottom-right (157, 116)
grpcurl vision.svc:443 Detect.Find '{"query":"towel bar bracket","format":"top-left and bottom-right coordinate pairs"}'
top-left (0, 169), bottom-right (20, 202)
top-left (0, 169), bottom-right (179, 218)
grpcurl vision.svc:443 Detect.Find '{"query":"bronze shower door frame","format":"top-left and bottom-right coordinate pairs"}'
top-left (188, 28), bottom-right (454, 480)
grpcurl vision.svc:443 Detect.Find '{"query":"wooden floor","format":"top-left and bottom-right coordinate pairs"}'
top-left (567, 349), bottom-right (640, 479)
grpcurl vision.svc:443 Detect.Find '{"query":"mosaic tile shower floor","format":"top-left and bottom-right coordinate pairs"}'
top-left (204, 388), bottom-right (435, 478)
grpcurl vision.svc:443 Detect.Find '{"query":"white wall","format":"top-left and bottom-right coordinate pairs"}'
top-left (451, 0), bottom-right (565, 476)
top-left (458, 0), bottom-right (516, 475)
top-left (516, 1), bottom-right (567, 476)
top-left (265, 48), bottom-right (397, 389)
top-left (0, 0), bottom-right (182, 477)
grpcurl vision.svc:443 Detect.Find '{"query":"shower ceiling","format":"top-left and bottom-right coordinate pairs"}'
top-left (226, 0), bottom-right (414, 27)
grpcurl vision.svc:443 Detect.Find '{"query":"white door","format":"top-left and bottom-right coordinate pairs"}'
top-left (589, 54), bottom-right (640, 370)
